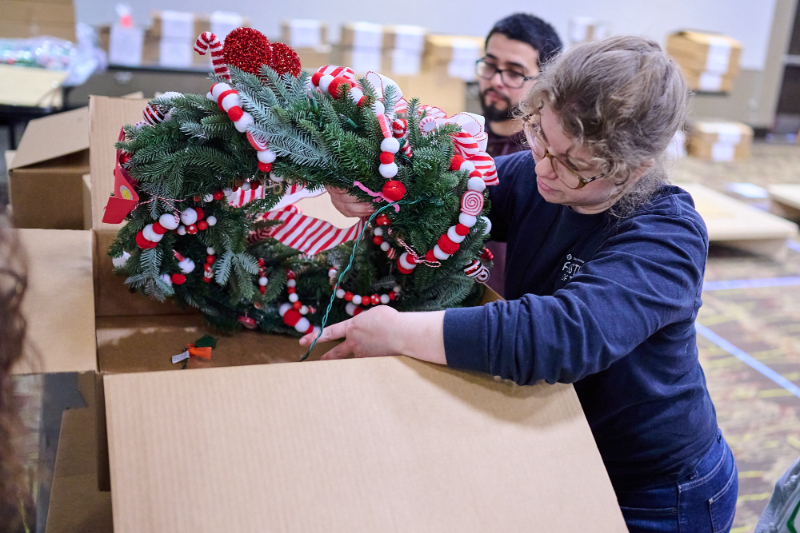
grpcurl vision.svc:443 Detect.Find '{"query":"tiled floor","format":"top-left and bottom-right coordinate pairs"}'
top-left (8, 140), bottom-right (800, 531)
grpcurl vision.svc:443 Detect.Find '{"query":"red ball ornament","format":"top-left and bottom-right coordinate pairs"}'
top-left (238, 316), bottom-right (257, 329)
top-left (480, 247), bottom-right (494, 261)
top-left (438, 234), bottom-right (460, 255)
top-left (425, 250), bottom-right (437, 262)
top-left (203, 276), bottom-right (211, 283)
top-left (344, 292), bottom-right (353, 301)
top-left (449, 155), bottom-right (465, 171)
top-left (223, 28), bottom-right (272, 75)
top-left (373, 236), bottom-right (383, 245)
top-left (287, 287), bottom-right (296, 294)
top-left (213, 190), bottom-right (225, 201)
top-left (292, 301), bottom-right (302, 310)
top-left (382, 181), bottom-right (406, 202)
top-left (362, 295), bottom-right (370, 306)
top-left (283, 309), bottom-right (301, 327)
top-left (268, 42), bottom-right (302, 77)
top-left (287, 270), bottom-right (296, 280)
top-left (379, 152), bottom-right (395, 165)
top-left (376, 214), bottom-right (390, 226)
top-left (389, 291), bottom-right (397, 301)
top-left (257, 258), bottom-right (265, 266)
top-left (197, 220), bottom-right (208, 231)
top-left (259, 286), bottom-right (266, 294)
top-left (455, 224), bottom-right (470, 236)
top-left (228, 106), bottom-right (244, 122)
top-left (258, 162), bottom-right (273, 173)
top-left (204, 263), bottom-right (213, 272)
top-left (171, 273), bottom-right (186, 285)
top-left (206, 255), bottom-right (216, 265)
top-left (152, 222), bottom-right (167, 235)
top-left (353, 307), bottom-right (363, 316)
top-left (136, 231), bottom-right (157, 249)
top-left (118, 152), bottom-right (132, 166)
top-left (370, 294), bottom-right (380, 305)
top-left (311, 71), bottom-right (324, 86)
top-left (186, 224), bottom-right (198, 235)
top-left (328, 76), bottom-right (352, 98)
top-left (194, 207), bottom-right (204, 220)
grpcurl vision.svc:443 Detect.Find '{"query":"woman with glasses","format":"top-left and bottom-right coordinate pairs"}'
top-left (312, 36), bottom-right (737, 533)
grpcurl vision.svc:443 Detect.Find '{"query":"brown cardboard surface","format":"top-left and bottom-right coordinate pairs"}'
top-left (666, 31), bottom-right (742, 76)
top-left (11, 107), bottom-right (88, 169)
top-left (45, 374), bottom-right (113, 533)
top-left (149, 11), bottom-right (210, 39)
top-left (688, 139), bottom-right (751, 160)
top-left (382, 25), bottom-right (427, 50)
top-left (393, 70), bottom-right (466, 115)
top-left (423, 34), bottom-right (484, 66)
top-left (88, 96), bottom-right (150, 230)
top-left (105, 357), bottom-right (626, 533)
top-left (2, 1), bottom-right (75, 25)
top-left (0, 20), bottom-right (75, 41)
top-left (12, 229), bottom-right (96, 374)
top-left (280, 20), bottom-right (329, 46)
top-left (295, 46), bottom-right (332, 71)
top-left (680, 69), bottom-right (737, 93)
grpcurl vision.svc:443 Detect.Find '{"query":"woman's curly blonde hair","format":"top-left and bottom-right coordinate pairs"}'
top-left (519, 35), bottom-right (689, 218)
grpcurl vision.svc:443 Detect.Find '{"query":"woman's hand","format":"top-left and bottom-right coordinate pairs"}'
top-left (326, 186), bottom-right (376, 218)
top-left (299, 307), bottom-right (447, 364)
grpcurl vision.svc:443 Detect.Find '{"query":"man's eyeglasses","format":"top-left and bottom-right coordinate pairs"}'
top-left (520, 114), bottom-right (606, 190)
top-left (475, 59), bottom-right (537, 89)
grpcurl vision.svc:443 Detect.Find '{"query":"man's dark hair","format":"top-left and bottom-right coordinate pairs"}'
top-left (486, 13), bottom-right (563, 68)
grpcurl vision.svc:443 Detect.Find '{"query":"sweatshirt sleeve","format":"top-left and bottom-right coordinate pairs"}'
top-left (443, 211), bottom-right (708, 385)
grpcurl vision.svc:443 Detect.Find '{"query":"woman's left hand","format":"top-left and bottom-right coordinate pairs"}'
top-left (299, 307), bottom-right (448, 364)
top-left (299, 305), bottom-right (402, 360)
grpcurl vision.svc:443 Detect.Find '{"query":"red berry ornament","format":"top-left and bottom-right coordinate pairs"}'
top-left (213, 190), bottom-right (225, 201)
top-left (197, 220), bottom-right (208, 231)
top-left (268, 42), bottom-right (302, 77)
top-left (382, 181), bottom-right (406, 202)
top-left (118, 152), bottom-right (132, 166)
top-left (187, 224), bottom-right (198, 235)
top-left (376, 214), bottom-right (390, 226)
top-left (171, 273), bottom-right (186, 285)
top-left (379, 152), bottom-right (394, 165)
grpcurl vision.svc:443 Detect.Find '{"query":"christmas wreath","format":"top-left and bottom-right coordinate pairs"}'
top-left (105, 27), bottom-right (498, 342)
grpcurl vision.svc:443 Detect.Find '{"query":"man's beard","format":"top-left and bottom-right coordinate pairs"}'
top-left (480, 88), bottom-right (517, 122)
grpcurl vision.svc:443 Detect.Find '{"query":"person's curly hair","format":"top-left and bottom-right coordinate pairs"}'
top-left (0, 207), bottom-right (29, 531)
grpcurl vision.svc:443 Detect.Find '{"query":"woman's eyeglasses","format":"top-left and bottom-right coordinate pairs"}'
top-left (520, 114), bottom-right (606, 190)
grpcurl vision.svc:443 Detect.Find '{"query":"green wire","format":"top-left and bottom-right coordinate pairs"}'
top-left (300, 197), bottom-right (424, 361)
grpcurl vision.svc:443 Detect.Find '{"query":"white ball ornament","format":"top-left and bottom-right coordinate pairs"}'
top-left (180, 208), bottom-right (198, 226)
top-left (380, 294), bottom-right (390, 304)
top-left (336, 289), bottom-right (346, 298)
top-left (300, 305), bottom-right (309, 315)
top-left (234, 112), bottom-right (254, 133)
top-left (393, 285), bottom-right (402, 293)
top-left (259, 277), bottom-right (268, 286)
top-left (345, 302), bottom-right (357, 316)
top-left (206, 92), bottom-right (214, 101)
top-left (374, 228), bottom-right (383, 236)
top-left (177, 225), bottom-right (187, 236)
top-left (467, 177), bottom-right (486, 192)
top-left (459, 213), bottom-right (477, 228)
top-left (159, 213), bottom-right (180, 230)
top-left (112, 251), bottom-right (131, 268)
top-left (287, 279), bottom-right (296, 288)
top-left (380, 137), bottom-right (400, 154)
top-left (241, 181), bottom-right (251, 191)
top-left (203, 193), bottom-right (214, 202)
top-left (380, 242), bottom-right (390, 252)
top-left (257, 149), bottom-right (277, 164)
top-left (270, 174), bottom-right (284, 183)
top-left (352, 295), bottom-right (362, 305)
top-left (379, 162), bottom-right (399, 179)
top-left (295, 317), bottom-right (310, 333)
top-left (178, 258), bottom-right (195, 274)
top-left (142, 224), bottom-right (163, 243)
top-left (206, 247), bottom-right (216, 255)
top-left (372, 100), bottom-right (385, 116)
top-left (432, 245), bottom-right (451, 261)
top-left (461, 160), bottom-right (476, 172)
top-left (319, 75), bottom-right (334, 93)
top-left (206, 216), bottom-right (217, 226)
top-left (289, 293), bottom-right (299, 303)
top-left (481, 216), bottom-right (492, 235)
top-left (447, 226), bottom-right (466, 244)
top-left (279, 302), bottom-right (292, 316)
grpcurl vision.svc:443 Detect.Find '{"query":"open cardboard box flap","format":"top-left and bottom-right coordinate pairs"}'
top-left (105, 357), bottom-right (626, 533)
top-left (10, 107), bottom-right (90, 170)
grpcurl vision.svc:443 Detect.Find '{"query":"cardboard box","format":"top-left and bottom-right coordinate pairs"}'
top-left (294, 45), bottom-right (332, 71)
top-left (667, 31), bottom-right (742, 93)
top-left (688, 120), bottom-right (753, 161)
top-left (340, 21), bottom-right (383, 48)
top-left (568, 17), bottom-right (609, 45)
top-left (423, 34), bottom-right (484, 81)
top-left (280, 19), bottom-right (328, 49)
top-left (149, 11), bottom-right (209, 40)
top-left (383, 24), bottom-right (426, 51)
top-left (16, 95), bottom-right (626, 532)
top-left (8, 107), bottom-right (90, 229)
top-left (0, 63), bottom-right (66, 107)
top-left (0, 0), bottom-right (76, 41)
top-left (338, 45), bottom-right (383, 73)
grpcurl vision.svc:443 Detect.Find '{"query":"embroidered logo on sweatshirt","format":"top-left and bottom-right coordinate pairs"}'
top-left (561, 254), bottom-right (585, 282)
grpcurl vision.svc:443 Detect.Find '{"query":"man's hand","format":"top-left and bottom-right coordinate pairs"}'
top-left (326, 186), bottom-right (375, 218)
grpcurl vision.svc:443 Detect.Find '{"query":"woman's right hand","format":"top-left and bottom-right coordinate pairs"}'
top-left (325, 186), bottom-right (376, 218)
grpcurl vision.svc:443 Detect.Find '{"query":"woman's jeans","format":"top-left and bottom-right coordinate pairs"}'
top-left (616, 430), bottom-right (738, 533)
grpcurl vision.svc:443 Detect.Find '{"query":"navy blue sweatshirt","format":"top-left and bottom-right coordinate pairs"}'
top-left (444, 151), bottom-right (718, 489)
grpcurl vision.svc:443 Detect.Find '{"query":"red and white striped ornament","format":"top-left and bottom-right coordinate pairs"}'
top-left (194, 32), bottom-right (229, 79)
top-left (208, 82), bottom-right (254, 133)
top-left (278, 271), bottom-right (320, 335)
top-left (337, 284), bottom-right (401, 316)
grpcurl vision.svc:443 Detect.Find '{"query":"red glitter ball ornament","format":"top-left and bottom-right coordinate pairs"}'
top-left (223, 28), bottom-right (272, 76)
top-left (269, 42), bottom-right (302, 77)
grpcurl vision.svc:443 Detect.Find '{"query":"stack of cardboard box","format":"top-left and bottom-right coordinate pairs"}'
top-left (339, 22), bottom-right (385, 74)
top-left (0, 0), bottom-right (76, 42)
top-left (382, 25), bottom-right (427, 76)
top-left (423, 34), bottom-right (484, 82)
top-left (280, 20), bottom-right (332, 71)
top-left (688, 119), bottom-right (753, 161)
top-left (568, 17), bottom-right (608, 47)
top-left (666, 30), bottom-right (742, 93)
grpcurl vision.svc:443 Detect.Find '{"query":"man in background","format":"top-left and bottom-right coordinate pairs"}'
top-left (478, 13), bottom-right (562, 294)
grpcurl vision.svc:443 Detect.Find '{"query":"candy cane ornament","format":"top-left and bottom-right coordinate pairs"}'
top-left (194, 32), bottom-right (230, 79)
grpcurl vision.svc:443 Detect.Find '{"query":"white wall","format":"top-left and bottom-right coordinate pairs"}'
top-left (76, 0), bottom-right (775, 70)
